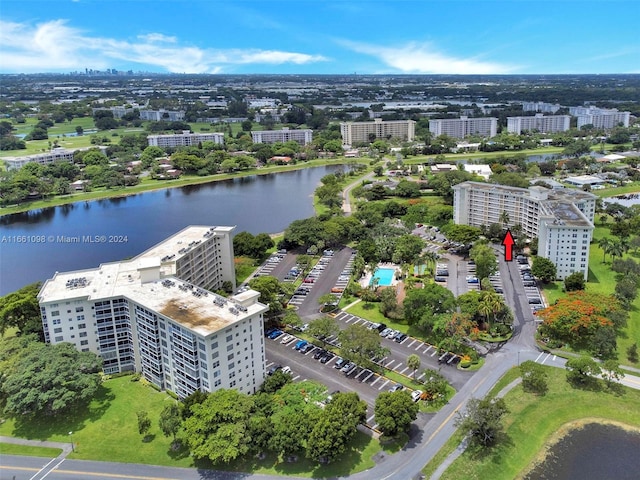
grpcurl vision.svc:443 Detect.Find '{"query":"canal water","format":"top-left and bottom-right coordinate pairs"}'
top-left (524, 423), bottom-right (640, 480)
top-left (0, 165), bottom-right (341, 294)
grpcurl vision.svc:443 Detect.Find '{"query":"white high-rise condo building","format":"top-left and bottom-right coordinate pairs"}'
top-left (147, 130), bottom-right (225, 148)
top-left (453, 182), bottom-right (596, 280)
top-left (507, 114), bottom-right (571, 134)
top-left (251, 127), bottom-right (313, 145)
top-left (38, 226), bottom-right (269, 399)
top-left (340, 118), bottom-right (416, 145)
top-left (576, 111), bottom-right (630, 129)
top-left (428, 117), bottom-right (498, 140)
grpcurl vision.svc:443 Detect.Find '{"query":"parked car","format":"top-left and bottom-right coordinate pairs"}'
top-left (320, 352), bottom-right (335, 364)
top-left (301, 343), bottom-right (315, 353)
top-left (380, 327), bottom-right (392, 337)
top-left (435, 276), bottom-right (447, 282)
top-left (281, 366), bottom-right (292, 375)
top-left (267, 364), bottom-right (282, 376)
top-left (295, 339), bottom-right (308, 350)
top-left (389, 383), bottom-right (404, 392)
top-left (340, 362), bottom-right (354, 373)
top-left (411, 390), bottom-right (423, 402)
top-left (268, 330), bottom-right (283, 339)
top-left (280, 334), bottom-right (293, 344)
top-left (314, 349), bottom-right (327, 360)
top-left (334, 357), bottom-right (347, 369)
top-left (528, 298), bottom-right (542, 304)
top-left (394, 333), bottom-right (408, 343)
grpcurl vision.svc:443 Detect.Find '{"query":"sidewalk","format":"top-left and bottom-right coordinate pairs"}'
top-left (0, 435), bottom-right (71, 455)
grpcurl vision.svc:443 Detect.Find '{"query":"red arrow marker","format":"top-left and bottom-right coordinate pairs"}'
top-left (501, 229), bottom-right (515, 261)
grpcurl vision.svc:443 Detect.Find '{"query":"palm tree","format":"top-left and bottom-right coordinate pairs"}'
top-left (479, 291), bottom-right (503, 327)
top-left (597, 237), bottom-right (613, 263)
top-left (407, 354), bottom-right (421, 380)
top-left (609, 240), bottom-right (624, 261)
top-left (499, 211), bottom-right (510, 229)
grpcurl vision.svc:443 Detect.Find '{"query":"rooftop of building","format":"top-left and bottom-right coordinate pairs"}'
top-left (453, 181), bottom-right (597, 202)
top-left (38, 225), bottom-right (261, 336)
top-left (539, 201), bottom-right (592, 228)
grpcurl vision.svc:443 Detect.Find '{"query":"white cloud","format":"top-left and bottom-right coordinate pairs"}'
top-left (340, 40), bottom-right (517, 74)
top-left (0, 19), bottom-right (327, 73)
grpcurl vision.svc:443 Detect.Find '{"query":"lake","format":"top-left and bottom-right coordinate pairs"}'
top-left (0, 165), bottom-right (342, 295)
top-left (524, 423), bottom-right (640, 480)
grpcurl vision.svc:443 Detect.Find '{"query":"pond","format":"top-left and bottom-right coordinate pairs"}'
top-left (0, 165), bottom-right (343, 295)
top-left (524, 423), bottom-right (640, 480)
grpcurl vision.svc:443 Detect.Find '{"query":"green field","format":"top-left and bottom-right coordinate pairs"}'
top-left (0, 375), bottom-right (382, 476)
top-left (423, 366), bottom-right (640, 480)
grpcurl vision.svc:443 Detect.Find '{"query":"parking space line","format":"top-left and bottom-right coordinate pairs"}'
top-left (362, 371), bottom-right (374, 382)
top-left (541, 353), bottom-right (551, 364)
top-left (367, 414), bottom-right (375, 424)
top-left (378, 379), bottom-right (390, 390)
top-left (399, 367), bottom-right (409, 375)
top-left (371, 376), bottom-right (381, 386)
top-left (399, 337), bottom-right (409, 345)
top-left (292, 375), bottom-right (301, 381)
top-left (431, 349), bottom-right (438, 357)
top-left (553, 355), bottom-right (557, 361)
top-left (414, 342), bottom-right (423, 350)
top-left (352, 318), bottom-right (362, 325)
top-left (535, 352), bottom-right (544, 362)
top-left (417, 372), bottom-right (426, 381)
top-left (423, 345), bottom-right (433, 354)
top-left (407, 339), bottom-right (417, 348)
top-left (386, 360), bottom-right (396, 369)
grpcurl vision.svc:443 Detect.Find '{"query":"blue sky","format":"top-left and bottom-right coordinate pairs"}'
top-left (1, 0), bottom-right (638, 74)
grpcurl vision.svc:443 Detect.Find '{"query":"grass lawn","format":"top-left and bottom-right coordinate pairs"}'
top-left (235, 256), bottom-right (259, 284)
top-left (0, 443), bottom-right (62, 457)
top-left (429, 366), bottom-right (640, 480)
top-left (0, 375), bottom-right (382, 475)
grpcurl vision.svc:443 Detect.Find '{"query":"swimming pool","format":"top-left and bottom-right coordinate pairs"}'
top-left (371, 267), bottom-right (395, 286)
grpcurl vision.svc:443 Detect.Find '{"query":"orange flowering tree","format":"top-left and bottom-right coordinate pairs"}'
top-left (537, 291), bottom-right (625, 352)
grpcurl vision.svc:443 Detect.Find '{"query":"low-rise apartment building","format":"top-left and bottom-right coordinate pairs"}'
top-left (38, 226), bottom-right (268, 398)
top-left (453, 182), bottom-right (596, 279)
top-left (3, 146), bottom-right (108, 170)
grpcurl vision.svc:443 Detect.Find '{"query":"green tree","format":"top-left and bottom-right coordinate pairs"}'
top-left (307, 316), bottom-right (339, 346)
top-left (158, 403), bottom-right (182, 442)
top-left (531, 256), bottom-right (557, 282)
top-left (441, 224), bottom-right (481, 244)
top-left (615, 277), bottom-right (638, 308)
top-left (182, 389), bottom-right (255, 464)
top-left (3, 341), bottom-right (102, 418)
top-left (374, 391), bottom-right (419, 437)
top-left (307, 392), bottom-right (366, 463)
top-left (601, 359), bottom-right (624, 388)
top-left (403, 284), bottom-right (456, 332)
top-left (0, 282), bottom-right (43, 339)
top-left (456, 397), bottom-right (509, 447)
top-left (626, 343), bottom-right (638, 363)
top-left (564, 271), bottom-right (585, 292)
top-left (519, 360), bottom-right (548, 395)
top-left (338, 324), bottom-right (387, 370)
top-left (422, 369), bottom-right (449, 401)
top-left (260, 370), bottom-right (292, 394)
top-left (566, 355), bottom-right (601, 386)
top-left (469, 243), bottom-right (497, 280)
top-left (407, 353), bottom-right (421, 380)
top-left (137, 410), bottom-right (151, 438)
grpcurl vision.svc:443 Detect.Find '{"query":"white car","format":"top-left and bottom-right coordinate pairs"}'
top-left (280, 334), bottom-right (293, 344)
top-left (411, 390), bottom-right (423, 402)
top-left (281, 366), bottom-right (292, 374)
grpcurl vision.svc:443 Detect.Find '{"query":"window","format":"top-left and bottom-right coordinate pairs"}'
top-left (78, 323), bottom-right (86, 329)
top-left (227, 353), bottom-right (234, 361)
top-left (226, 335), bottom-right (233, 342)
top-left (51, 310), bottom-right (60, 316)
top-left (53, 318), bottom-right (61, 325)
top-left (75, 306), bottom-right (84, 313)
top-left (54, 327), bottom-right (62, 333)
top-left (79, 332), bottom-right (87, 338)
top-left (214, 379), bottom-right (221, 387)
top-left (211, 341), bottom-right (218, 349)
top-left (212, 361), bottom-right (220, 368)
top-left (55, 336), bottom-right (63, 342)
top-left (80, 340), bottom-right (88, 346)
top-left (77, 315), bottom-right (85, 321)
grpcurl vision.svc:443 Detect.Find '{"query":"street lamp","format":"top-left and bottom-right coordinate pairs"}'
top-left (68, 431), bottom-right (74, 452)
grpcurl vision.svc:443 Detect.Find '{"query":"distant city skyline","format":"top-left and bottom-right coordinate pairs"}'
top-left (1, 0), bottom-right (638, 75)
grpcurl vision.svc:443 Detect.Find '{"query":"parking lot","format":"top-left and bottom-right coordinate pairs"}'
top-left (264, 329), bottom-right (429, 430)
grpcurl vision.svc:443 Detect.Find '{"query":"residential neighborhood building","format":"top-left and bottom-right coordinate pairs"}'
top-left (147, 130), bottom-right (225, 148)
top-left (139, 109), bottom-right (186, 122)
top-left (251, 127), bottom-right (313, 145)
top-left (506, 114), bottom-right (571, 134)
top-left (340, 118), bottom-right (416, 145)
top-left (575, 109), bottom-right (630, 129)
top-left (453, 182), bottom-right (596, 279)
top-left (428, 116), bottom-right (498, 139)
top-left (522, 101), bottom-right (562, 113)
top-left (463, 164), bottom-right (493, 180)
top-left (3, 146), bottom-right (108, 170)
top-left (38, 226), bottom-right (269, 399)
